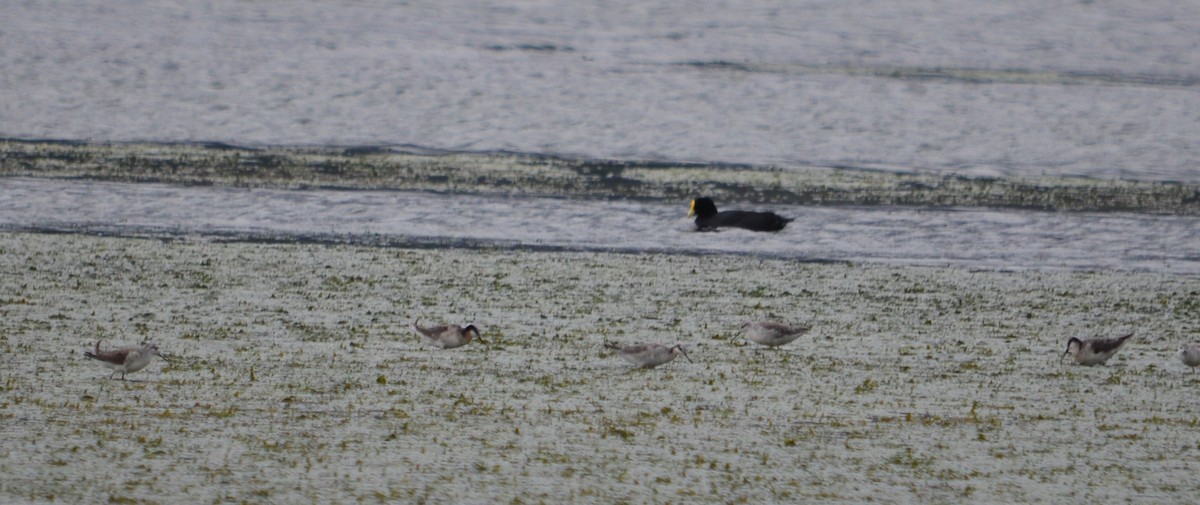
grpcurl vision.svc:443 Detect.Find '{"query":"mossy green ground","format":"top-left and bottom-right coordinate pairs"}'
top-left (1, 232), bottom-right (1198, 504)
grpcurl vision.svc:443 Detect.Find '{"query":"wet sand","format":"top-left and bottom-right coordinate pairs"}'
top-left (1, 232), bottom-right (1198, 504)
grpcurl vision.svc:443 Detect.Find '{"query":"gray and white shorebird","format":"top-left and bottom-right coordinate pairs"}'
top-left (604, 342), bottom-right (692, 369)
top-left (1178, 344), bottom-right (1200, 372)
top-left (412, 320), bottom-right (484, 349)
top-left (84, 340), bottom-right (170, 380)
top-left (740, 321), bottom-right (811, 348)
top-left (1060, 333), bottom-right (1134, 366)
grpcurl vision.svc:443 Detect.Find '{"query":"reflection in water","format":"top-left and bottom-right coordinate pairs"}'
top-left (1, 178), bottom-right (1196, 274)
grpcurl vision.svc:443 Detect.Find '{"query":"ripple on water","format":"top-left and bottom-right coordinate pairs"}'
top-left (0, 177), bottom-right (1197, 274)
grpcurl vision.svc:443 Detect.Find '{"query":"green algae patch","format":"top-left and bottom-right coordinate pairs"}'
top-left (3, 139), bottom-right (1198, 214)
top-left (1, 231), bottom-right (1198, 503)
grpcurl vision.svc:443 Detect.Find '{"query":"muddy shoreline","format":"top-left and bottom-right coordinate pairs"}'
top-left (4, 139), bottom-right (1198, 214)
top-left (2, 232), bottom-right (1198, 503)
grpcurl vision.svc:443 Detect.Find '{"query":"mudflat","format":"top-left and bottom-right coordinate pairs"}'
top-left (1, 232), bottom-right (1196, 503)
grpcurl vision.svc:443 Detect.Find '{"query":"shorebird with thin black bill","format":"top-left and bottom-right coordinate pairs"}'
top-left (84, 340), bottom-right (171, 380)
top-left (1178, 344), bottom-right (1200, 372)
top-left (604, 342), bottom-right (692, 369)
top-left (740, 321), bottom-right (811, 348)
top-left (412, 320), bottom-right (484, 349)
top-left (1060, 333), bottom-right (1134, 366)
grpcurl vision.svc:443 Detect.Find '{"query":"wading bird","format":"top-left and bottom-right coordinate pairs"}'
top-left (604, 342), bottom-right (692, 369)
top-left (84, 340), bottom-right (170, 380)
top-left (1060, 333), bottom-right (1133, 366)
top-left (1178, 344), bottom-right (1200, 372)
top-left (412, 320), bottom-right (484, 349)
top-left (740, 321), bottom-right (811, 348)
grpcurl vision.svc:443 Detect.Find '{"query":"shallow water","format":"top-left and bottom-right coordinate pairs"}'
top-left (2, 177), bottom-right (1197, 274)
top-left (5, 0), bottom-right (1198, 273)
top-left (4, 3), bottom-right (1200, 503)
top-left (1, 233), bottom-right (1197, 504)
top-left (3, 0), bottom-right (1200, 182)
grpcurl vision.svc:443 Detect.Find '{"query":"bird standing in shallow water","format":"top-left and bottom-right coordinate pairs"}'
top-left (1060, 333), bottom-right (1134, 365)
top-left (1178, 344), bottom-right (1200, 372)
top-left (740, 321), bottom-right (810, 348)
top-left (688, 197), bottom-right (792, 232)
top-left (84, 340), bottom-right (170, 380)
top-left (604, 342), bottom-right (692, 369)
top-left (412, 320), bottom-right (484, 349)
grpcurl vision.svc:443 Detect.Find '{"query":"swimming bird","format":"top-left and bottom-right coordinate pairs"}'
top-left (604, 342), bottom-right (692, 369)
top-left (740, 321), bottom-right (811, 348)
top-left (688, 197), bottom-right (791, 232)
top-left (412, 320), bottom-right (484, 349)
top-left (1178, 344), bottom-right (1200, 372)
top-left (84, 340), bottom-right (170, 380)
top-left (1060, 333), bottom-right (1134, 366)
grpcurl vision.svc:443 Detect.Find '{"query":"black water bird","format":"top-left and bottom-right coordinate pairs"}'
top-left (688, 197), bottom-right (791, 232)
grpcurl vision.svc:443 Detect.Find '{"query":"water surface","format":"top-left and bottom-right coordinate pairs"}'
top-left (3, 0), bottom-right (1199, 181)
top-left (3, 177), bottom-right (1195, 274)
